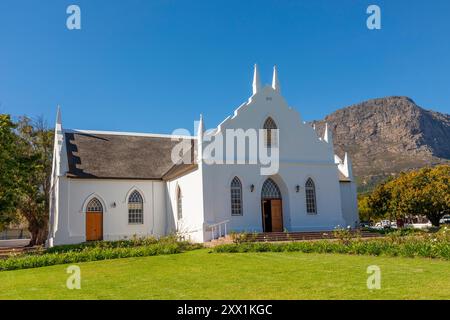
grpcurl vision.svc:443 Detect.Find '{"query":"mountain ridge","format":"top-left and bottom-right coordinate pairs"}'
top-left (312, 96), bottom-right (450, 192)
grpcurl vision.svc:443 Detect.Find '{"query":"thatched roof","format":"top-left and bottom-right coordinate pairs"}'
top-left (64, 131), bottom-right (197, 180)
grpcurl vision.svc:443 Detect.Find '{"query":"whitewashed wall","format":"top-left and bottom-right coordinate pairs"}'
top-left (339, 181), bottom-right (359, 228)
top-left (202, 163), bottom-right (345, 236)
top-left (166, 168), bottom-right (205, 242)
top-left (50, 178), bottom-right (166, 245)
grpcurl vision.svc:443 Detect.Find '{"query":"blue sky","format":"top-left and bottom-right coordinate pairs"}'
top-left (1, 0), bottom-right (449, 134)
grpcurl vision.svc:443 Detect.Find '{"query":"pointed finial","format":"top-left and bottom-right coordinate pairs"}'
top-left (56, 105), bottom-right (62, 125)
top-left (197, 114), bottom-right (204, 136)
top-left (323, 123), bottom-right (333, 144)
top-left (55, 105), bottom-right (63, 134)
top-left (252, 64), bottom-right (261, 95)
top-left (344, 152), bottom-right (353, 178)
top-left (272, 65), bottom-right (280, 93)
top-left (197, 114), bottom-right (204, 164)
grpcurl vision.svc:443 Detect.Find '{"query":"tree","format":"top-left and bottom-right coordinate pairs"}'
top-left (15, 116), bottom-right (53, 245)
top-left (366, 178), bottom-right (393, 220)
top-left (403, 166), bottom-right (449, 226)
top-left (357, 194), bottom-right (375, 222)
top-left (0, 114), bottom-right (20, 230)
top-left (365, 166), bottom-right (450, 227)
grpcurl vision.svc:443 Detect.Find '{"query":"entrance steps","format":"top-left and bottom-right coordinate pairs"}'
top-left (252, 230), bottom-right (380, 242)
top-left (0, 246), bottom-right (42, 259)
top-left (206, 230), bottom-right (381, 246)
top-left (204, 235), bottom-right (234, 247)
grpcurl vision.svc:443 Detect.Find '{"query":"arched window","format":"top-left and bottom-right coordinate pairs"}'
top-left (230, 177), bottom-right (243, 216)
top-left (261, 178), bottom-right (281, 199)
top-left (177, 187), bottom-right (182, 220)
top-left (305, 178), bottom-right (317, 214)
top-left (263, 117), bottom-right (278, 148)
top-left (128, 190), bottom-right (144, 224)
top-left (86, 198), bottom-right (103, 212)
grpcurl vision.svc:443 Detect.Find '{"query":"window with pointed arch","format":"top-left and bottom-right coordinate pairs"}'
top-left (230, 177), bottom-right (243, 216)
top-left (263, 117), bottom-right (278, 148)
top-left (305, 178), bottom-right (317, 214)
top-left (177, 187), bottom-right (182, 220)
top-left (128, 190), bottom-right (144, 224)
top-left (86, 198), bottom-right (103, 212)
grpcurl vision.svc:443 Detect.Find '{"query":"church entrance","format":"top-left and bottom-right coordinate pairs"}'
top-left (261, 178), bottom-right (283, 232)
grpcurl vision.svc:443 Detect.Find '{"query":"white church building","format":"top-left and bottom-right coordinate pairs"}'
top-left (47, 66), bottom-right (358, 247)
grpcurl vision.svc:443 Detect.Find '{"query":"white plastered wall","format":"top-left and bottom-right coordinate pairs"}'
top-left (339, 181), bottom-right (359, 228)
top-left (165, 168), bottom-right (205, 242)
top-left (51, 178), bottom-right (167, 245)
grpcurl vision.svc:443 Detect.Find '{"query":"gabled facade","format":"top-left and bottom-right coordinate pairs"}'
top-left (47, 65), bottom-right (358, 247)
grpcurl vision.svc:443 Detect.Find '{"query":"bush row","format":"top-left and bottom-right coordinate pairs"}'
top-left (45, 235), bottom-right (177, 254)
top-left (0, 239), bottom-right (202, 271)
top-left (213, 231), bottom-right (450, 260)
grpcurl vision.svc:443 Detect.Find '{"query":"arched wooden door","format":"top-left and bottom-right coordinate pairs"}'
top-left (86, 198), bottom-right (103, 241)
top-left (261, 178), bottom-right (283, 232)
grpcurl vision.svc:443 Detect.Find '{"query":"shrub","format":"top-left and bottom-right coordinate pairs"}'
top-left (229, 232), bottom-right (258, 244)
top-left (213, 228), bottom-right (450, 260)
top-left (0, 236), bottom-right (203, 271)
top-left (332, 226), bottom-right (358, 245)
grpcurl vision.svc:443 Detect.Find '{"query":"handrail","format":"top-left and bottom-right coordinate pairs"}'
top-left (205, 220), bottom-right (230, 241)
top-left (207, 220), bottom-right (230, 229)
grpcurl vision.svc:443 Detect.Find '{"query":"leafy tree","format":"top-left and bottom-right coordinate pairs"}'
top-left (366, 178), bottom-right (393, 220)
top-left (357, 194), bottom-right (375, 222)
top-left (365, 166), bottom-right (450, 226)
top-left (15, 116), bottom-right (53, 246)
top-left (0, 115), bottom-right (20, 230)
top-left (401, 166), bottom-right (449, 226)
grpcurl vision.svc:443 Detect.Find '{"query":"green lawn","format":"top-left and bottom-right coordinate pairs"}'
top-left (0, 249), bottom-right (449, 299)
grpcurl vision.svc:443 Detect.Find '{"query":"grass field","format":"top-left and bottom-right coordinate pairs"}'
top-left (0, 249), bottom-right (449, 299)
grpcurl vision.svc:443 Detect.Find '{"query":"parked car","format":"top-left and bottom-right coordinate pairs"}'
top-left (372, 222), bottom-right (383, 230)
top-left (360, 221), bottom-right (371, 228)
top-left (439, 215), bottom-right (450, 225)
top-left (380, 220), bottom-right (391, 229)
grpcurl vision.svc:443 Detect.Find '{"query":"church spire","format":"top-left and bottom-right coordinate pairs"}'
top-left (323, 122), bottom-right (333, 144)
top-left (197, 114), bottom-right (204, 136)
top-left (252, 64), bottom-right (261, 95)
top-left (52, 105), bottom-right (64, 176)
top-left (55, 105), bottom-right (62, 131)
top-left (197, 114), bottom-right (204, 163)
top-left (272, 65), bottom-right (280, 93)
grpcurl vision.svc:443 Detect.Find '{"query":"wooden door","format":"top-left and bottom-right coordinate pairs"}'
top-left (262, 200), bottom-right (272, 232)
top-left (86, 212), bottom-right (103, 241)
top-left (270, 199), bottom-right (283, 232)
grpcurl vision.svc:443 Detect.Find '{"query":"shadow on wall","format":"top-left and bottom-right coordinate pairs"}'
top-left (165, 185), bottom-right (177, 237)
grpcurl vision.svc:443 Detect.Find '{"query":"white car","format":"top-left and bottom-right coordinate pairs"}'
top-left (439, 215), bottom-right (450, 224)
top-left (380, 220), bottom-right (391, 229)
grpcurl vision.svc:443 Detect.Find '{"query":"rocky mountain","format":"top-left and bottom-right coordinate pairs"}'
top-left (312, 96), bottom-right (450, 192)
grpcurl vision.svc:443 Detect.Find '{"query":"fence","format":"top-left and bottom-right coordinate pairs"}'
top-left (0, 229), bottom-right (31, 240)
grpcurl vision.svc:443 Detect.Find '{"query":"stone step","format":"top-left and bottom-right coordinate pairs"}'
top-left (248, 231), bottom-right (381, 242)
top-left (0, 246), bottom-right (41, 256)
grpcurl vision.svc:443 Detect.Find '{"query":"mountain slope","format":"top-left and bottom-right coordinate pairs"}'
top-left (312, 96), bottom-right (450, 192)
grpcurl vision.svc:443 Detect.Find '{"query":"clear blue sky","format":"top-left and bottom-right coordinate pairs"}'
top-left (1, 0), bottom-right (449, 134)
